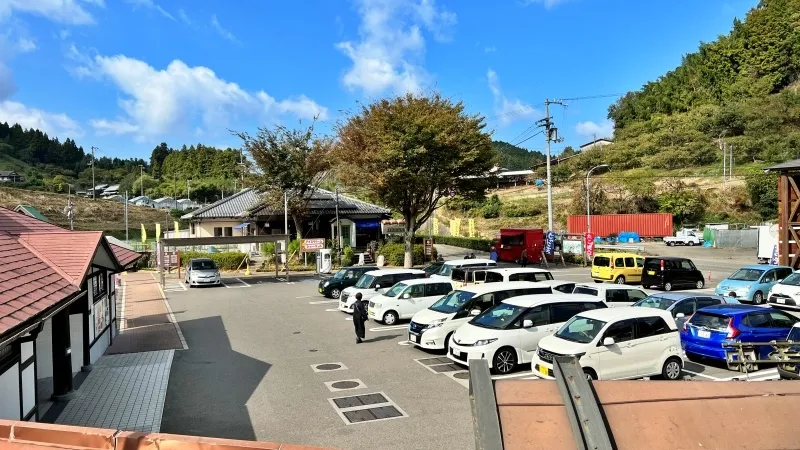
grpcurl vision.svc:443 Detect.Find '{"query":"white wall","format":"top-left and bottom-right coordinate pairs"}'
top-left (0, 363), bottom-right (20, 419)
top-left (90, 328), bottom-right (110, 364)
top-left (69, 314), bottom-right (83, 374)
top-left (22, 364), bottom-right (35, 419)
top-left (35, 320), bottom-right (52, 380)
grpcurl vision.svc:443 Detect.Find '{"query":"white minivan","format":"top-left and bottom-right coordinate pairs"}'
top-left (367, 278), bottom-right (455, 325)
top-left (531, 308), bottom-right (683, 381)
top-left (484, 268), bottom-right (554, 283)
top-left (430, 259), bottom-right (497, 280)
top-left (572, 283), bottom-right (648, 307)
top-left (408, 281), bottom-right (552, 351)
top-left (338, 269), bottom-right (426, 313)
top-left (448, 294), bottom-right (605, 374)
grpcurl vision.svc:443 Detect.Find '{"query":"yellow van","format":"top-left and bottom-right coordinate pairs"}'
top-left (591, 252), bottom-right (644, 284)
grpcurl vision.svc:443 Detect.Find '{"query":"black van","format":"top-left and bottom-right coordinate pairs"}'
top-left (318, 266), bottom-right (375, 298)
top-left (641, 257), bottom-right (705, 291)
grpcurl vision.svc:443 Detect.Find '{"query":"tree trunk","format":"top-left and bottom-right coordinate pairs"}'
top-left (292, 215), bottom-right (304, 240)
top-left (404, 215), bottom-right (416, 268)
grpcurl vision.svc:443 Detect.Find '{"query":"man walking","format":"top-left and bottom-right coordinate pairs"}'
top-left (352, 292), bottom-right (368, 343)
top-left (520, 248), bottom-right (528, 267)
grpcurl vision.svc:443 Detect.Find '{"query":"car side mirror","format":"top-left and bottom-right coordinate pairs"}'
top-left (402, 293), bottom-right (411, 299)
top-left (675, 313), bottom-right (685, 319)
top-left (522, 319), bottom-right (533, 328)
top-left (375, 285), bottom-right (381, 290)
top-left (469, 308), bottom-right (481, 317)
top-left (603, 337), bottom-right (615, 346)
top-left (778, 279), bottom-right (784, 283)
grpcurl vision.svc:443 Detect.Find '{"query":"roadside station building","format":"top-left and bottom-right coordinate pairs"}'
top-left (180, 187), bottom-right (391, 251)
top-left (0, 206), bottom-right (142, 422)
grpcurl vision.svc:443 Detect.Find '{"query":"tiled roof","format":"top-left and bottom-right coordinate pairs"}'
top-left (765, 158), bottom-right (800, 171)
top-left (0, 206), bottom-right (65, 235)
top-left (18, 231), bottom-right (104, 286)
top-left (109, 243), bottom-right (143, 268)
top-left (0, 234), bottom-right (80, 336)
top-left (182, 188), bottom-right (261, 219)
top-left (184, 187), bottom-right (389, 219)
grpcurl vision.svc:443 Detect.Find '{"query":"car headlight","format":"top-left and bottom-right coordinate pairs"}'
top-left (373, 303), bottom-right (382, 309)
top-left (323, 281), bottom-right (330, 287)
top-left (474, 338), bottom-right (498, 346)
top-left (423, 319), bottom-right (446, 330)
top-left (743, 285), bottom-right (751, 290)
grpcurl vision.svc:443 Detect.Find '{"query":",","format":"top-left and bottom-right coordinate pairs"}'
top-left (715, 265), bottom-right (793, 304)
top-left (447, 294), bottom-right (605, 374)
top-left (531, 308), bottom-right (684, 381)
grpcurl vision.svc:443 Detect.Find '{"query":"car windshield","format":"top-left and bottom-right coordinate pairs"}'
top-left (436, 264), bottom-right (454, 276)
top-left (788, 327), bottom-right (800, 341)
top-left (555, 316), bottom-right (607, 344)
top-left (727, 269), bottom-right (764, 282)
top-left (593, 256), bottom-right (610, 267)
top-left (354, 274), bottom-right (375, 289)
top-left (451, 269), bottom-right (467, 282)
top-left (332, 269), bottom-right (348, 280)
top-left (192, 260), bottom-right (217, 270)
top-left (423, 263), bottom-right (442, 274)
top-left (689, 312), bottom-right (731, 331)
top-left (471, 303), bottom-right (525, 329)
top-left (633, 295), bottom-right (678, 310)
top-left (573, 286), bottom-right (598, 296)
top-left (781, 272), bottom-right (800, 286)
top-left (385, 283), bottom-right (407, 298)
top-left (429, 290), bottom-right (475, 314)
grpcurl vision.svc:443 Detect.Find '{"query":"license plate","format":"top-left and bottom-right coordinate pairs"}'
top-left (451, 348), bottom-right (461, 357)
top-left (409, 333), bottom-right (420, 343)
top-left (538, 365), bottom-right (549, 376)
top-left (647, 270), bottom-right (656, 275)
top-left (777, 298), bottom-right (786, 304)
top-left (698, 330), bottom-right (711, 338)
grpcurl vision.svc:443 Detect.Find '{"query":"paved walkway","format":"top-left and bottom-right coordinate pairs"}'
top-left (49, 271), bottom-right (186, 433)
top-left (54, 351), bottom-right (174, 432)
top-left (106, 272), bottom-right (186, 354)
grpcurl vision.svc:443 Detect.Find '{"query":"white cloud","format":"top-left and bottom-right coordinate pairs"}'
top-left (124, 0), bottom-right (174, 21)
top-left (575, 119), bottom-right (614, 139)
top-left (211, 14), bottom-right (238, 43)
top-left (521, 0), bottom-right (569, 8)
top-left (16, 37), bottom-right (36, 52)
top-left (0, 100), bottom-right (84, 136)
top-left (0, 0), bottom-right (102, 25)
top-left (58, 29), bottom-right (71, 40)
top-left (487, 69), bottom-right (539, 125)
top-left (336, 0), bottom-right (456, 95)
top-left (72, 52), bottom-right (328, 138)
top-left (178, 8), bottom-right (192, 25)
top-left (484, 45), bottom-right (496, 53)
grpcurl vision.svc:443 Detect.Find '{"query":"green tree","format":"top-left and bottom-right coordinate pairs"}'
top-left (657, 181), bottom-right (706, 225)
top-left (235, 121), bottom-right (333, 239)
top-left (133, 174), bottom-right (159, 197)
top-left (745, 169), bottom-right (779, 220)
top-left (149, 143), bottom-right (170, 179)
top-left (335, 93), bottom-right (496, 267)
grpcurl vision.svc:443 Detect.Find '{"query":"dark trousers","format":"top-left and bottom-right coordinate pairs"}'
top-left (354, 318), bottom-right (366, 339)
top-left (520, 257), bottom-right (527, 267)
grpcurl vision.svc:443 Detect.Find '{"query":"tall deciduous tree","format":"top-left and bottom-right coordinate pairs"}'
top-left (336, 93), bottom-right (496, 268)
top-left (236, 122), bottom-right (333, 239)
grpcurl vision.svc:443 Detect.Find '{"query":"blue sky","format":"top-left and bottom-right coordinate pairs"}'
top-left (0, 0), bottom-right (756, 160)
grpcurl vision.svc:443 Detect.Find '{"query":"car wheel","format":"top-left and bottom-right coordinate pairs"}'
top-left (661, 357), bottom-right (682, 380)
top-left (667, 241), bottom-right (674, 247)
top-left (382, 311), bottom-right (398, 326)
top-left (594, 280), bottom-right (603, 284)
top-left (492, 348), bottom-right (517, 374)
top-left (695, 280), bottom-right (705, 289)
top-left (330, 288), bottom-right (341, 299)
top-left (615, 275), bottom-right (626, 285)
top-left (688, 241), bottom-right (695, 246)
top-left (664, 282), bottom-right (673, 291)
top-left (583, 368), bottom-right (598, 381)
top-left (753, 291), bottom-right (764, 305)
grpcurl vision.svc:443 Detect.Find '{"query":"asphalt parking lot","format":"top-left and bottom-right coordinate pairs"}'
top-left (158, 246), bottom-right (792, 449)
